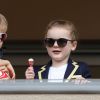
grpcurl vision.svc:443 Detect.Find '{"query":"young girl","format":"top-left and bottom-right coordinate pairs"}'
top-left (25, 20), bottom-right (91, 82)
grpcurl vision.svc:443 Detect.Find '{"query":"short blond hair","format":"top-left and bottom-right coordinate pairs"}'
top-left (45, 20), bottom-right (78, 40)
top-left (0, 13), bottom-right (8, 33)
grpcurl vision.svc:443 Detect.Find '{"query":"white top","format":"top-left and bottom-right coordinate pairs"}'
top-left (48, 64), bottom-right (68, 82)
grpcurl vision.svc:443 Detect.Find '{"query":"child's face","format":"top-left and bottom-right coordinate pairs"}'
top-left (45, 26), bottom-right (77, 61)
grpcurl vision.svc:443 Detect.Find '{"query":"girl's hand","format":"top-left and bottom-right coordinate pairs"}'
top-left (0, 59), bottom-right (15, 79)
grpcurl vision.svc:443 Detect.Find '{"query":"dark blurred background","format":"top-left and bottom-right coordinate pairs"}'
top-left (0, 0), bottom-right (100, 78)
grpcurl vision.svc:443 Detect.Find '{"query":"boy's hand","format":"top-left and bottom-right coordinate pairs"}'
top-left (25, 58), bottom-right (35, 79)
top-left (71, 75), bottom-right (90, 84)
top-left (25, 67), bottom-right (35, 79)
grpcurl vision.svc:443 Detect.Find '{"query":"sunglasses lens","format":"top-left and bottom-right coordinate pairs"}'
top-left (0, 34), bottom-right (7, 41)
top-left (57, 38), bottom-right (68, 47)
top-left (44, 38), bottom-right (55, 47)
top-left (44, 38), bottom-right (68, 47)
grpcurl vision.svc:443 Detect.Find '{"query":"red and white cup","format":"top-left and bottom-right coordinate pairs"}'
top-left (0, 70), bottom-right (9, 79)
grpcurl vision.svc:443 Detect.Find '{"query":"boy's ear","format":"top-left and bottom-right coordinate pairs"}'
top-left (71, 41), bottom-right (77, 51)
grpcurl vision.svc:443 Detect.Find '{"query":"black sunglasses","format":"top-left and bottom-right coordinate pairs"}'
top-left (0, 33), bottom-right (7, 41)
top-left (44, 38), bottom-right (75, 47)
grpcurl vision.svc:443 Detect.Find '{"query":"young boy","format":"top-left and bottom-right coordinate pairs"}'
top-left (0, 13), bottom-right (15, 79)
top-left (25, 20), bottom-right (91, 82)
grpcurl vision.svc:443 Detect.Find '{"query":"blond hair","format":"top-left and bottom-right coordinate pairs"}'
top-left (0, 13), bottom-right (8, 33)
top-left (45, 20), bottom-right (78, 40)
